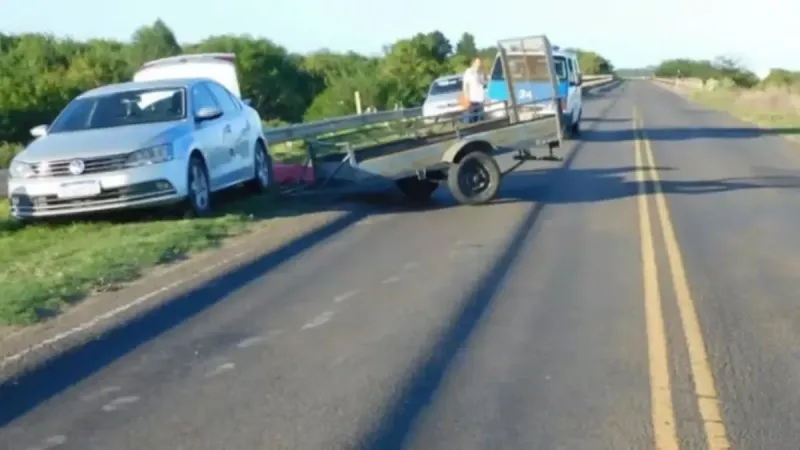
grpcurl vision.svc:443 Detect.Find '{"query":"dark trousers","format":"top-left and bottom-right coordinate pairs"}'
top-left (462, 102), bottom-right (485, 124)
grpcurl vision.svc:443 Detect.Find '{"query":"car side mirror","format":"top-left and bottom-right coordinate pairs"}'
top-left (30, 124), bottom-right (48, 138)
top-left (573, 74), bottom-right (583, 86)
top-left (195, 107), bottom-right (223, 122)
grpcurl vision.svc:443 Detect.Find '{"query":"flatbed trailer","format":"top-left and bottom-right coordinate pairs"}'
top-left (288, 35), bottom-right (567, 206)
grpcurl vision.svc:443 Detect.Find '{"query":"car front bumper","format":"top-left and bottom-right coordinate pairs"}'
top-left (7, 160), bottom-right (187, 218)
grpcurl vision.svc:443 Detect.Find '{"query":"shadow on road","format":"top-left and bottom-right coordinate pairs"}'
top-left (581, 126), bottom-right (800, 143)
top-left (357, 159), bottom-right (800, 448)
top-left (0, 186), bottom-right (447, 426)
top-left (356, 86), bottom-right (629, 450)
top-left (356, 80), bottom-right (800, 448)
top-left (0, 81), bottom-right (631, 431)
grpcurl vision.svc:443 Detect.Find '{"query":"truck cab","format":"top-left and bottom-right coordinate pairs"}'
top-left (486, 46), bottom-right (583, 137)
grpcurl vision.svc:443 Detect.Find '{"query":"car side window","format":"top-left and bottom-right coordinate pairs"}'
top-left (567, 58), bottom-right (575, 82)
top-left (572, 58), bottom-right (582, 79)
top-left (205, 82), bottom-right (240, 114)
top-left (225, 89), bottom-right (243, 111)
top-left (191, 84), bottom-right (219, 116)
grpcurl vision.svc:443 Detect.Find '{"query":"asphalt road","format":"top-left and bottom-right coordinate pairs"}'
top-left (3, 80), bottom-right (800, 449)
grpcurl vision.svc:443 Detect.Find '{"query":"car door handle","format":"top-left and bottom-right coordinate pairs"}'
top-left (223, 124), bottom-right (232, 133)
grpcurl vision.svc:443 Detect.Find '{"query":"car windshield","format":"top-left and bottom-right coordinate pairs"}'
top-left (48, 87), bottom-right (187, 134)
top-left (429, 77), bottom-right (463, 96)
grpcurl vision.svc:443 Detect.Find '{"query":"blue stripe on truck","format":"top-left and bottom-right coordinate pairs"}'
top-left (487, 79), bottom-right (568, 106)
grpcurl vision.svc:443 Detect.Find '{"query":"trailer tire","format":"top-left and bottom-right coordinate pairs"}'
top-left (396, 177), bottom-right (439, 203)
top-left (447, 151), bottom-right (501, 206)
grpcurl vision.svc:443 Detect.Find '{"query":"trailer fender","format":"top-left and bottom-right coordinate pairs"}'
top-left (441, 138), bottom-right (496, 164)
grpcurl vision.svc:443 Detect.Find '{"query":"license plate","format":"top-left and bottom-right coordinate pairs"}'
top-left (56, 180), bottom-right (102, 199)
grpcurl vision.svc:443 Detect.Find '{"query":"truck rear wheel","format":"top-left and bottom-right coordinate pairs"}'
top-left (447, 151), bottom-right (501, 205)
top-left (396, 177), bottom-right (439, 202)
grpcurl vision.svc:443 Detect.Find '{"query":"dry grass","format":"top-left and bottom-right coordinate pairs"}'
top-left (692, 87), bottom-right (800, 136)
top-left (655, 77), bottom-right (800, 137)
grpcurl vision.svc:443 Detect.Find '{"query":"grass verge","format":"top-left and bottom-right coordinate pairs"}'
top-left (690, 88), bottom-right (800, 141)
top-left (0, 192), bottom-right (326, 326)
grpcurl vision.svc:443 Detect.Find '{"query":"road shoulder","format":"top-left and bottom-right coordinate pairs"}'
top-left (0, 206), bottom-right (350, 380)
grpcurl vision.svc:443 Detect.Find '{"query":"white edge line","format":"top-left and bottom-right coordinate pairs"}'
top-left (1, 251), bottom-right (248, 370)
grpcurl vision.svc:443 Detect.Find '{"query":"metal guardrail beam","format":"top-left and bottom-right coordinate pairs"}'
top-left (263, 75), bottom-right (614, 145)
top-left (265, 107), bottom-right (422, 145)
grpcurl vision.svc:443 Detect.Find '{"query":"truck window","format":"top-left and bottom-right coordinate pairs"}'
top-left (492, 53), bottom-right (565, 82)
top-left (491, 56), bottom-right (504, 81)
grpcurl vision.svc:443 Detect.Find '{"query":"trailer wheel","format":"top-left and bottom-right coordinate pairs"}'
top-left (396, 177), bottom-right (439, 202)
top-left (447, 151), bottom-right (501, 205)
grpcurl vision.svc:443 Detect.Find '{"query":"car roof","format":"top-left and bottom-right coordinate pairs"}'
top-left (78, 78), bottom-right (204, 99)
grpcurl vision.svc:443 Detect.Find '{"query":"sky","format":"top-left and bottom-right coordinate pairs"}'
top-left (1, 0), bottom-right (797, 74)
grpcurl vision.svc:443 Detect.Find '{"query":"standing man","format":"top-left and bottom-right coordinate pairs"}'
top-left (462, 57), bottom-right (487, 124)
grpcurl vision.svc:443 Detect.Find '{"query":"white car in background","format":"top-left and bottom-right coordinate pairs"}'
top-left (421, 74), bottom-right (465, 123)
top-left (7, 53), bottom-right (273, 220)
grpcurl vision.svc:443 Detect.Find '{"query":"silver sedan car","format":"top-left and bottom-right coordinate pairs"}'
top-left (7, 78), bottom-right (273, 220)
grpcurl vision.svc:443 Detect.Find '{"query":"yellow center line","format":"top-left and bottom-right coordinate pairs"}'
top-left (640, 124), bottom-right (730, 450)
top-left (632, 107), bottom-right (679, 450)
top-left (639, 124), bottom-right (732, 450)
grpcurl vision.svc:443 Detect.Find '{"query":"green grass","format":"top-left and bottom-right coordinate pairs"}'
top-left (0, 193), bottom-right (325, 326)
top-left (0, 142), bottom-right (23, 169)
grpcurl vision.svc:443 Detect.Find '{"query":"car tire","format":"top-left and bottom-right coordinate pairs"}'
top-left (184, 154), bottom-right (212, 218)
top-left (447, 150), bottom-right (501, 206)
top-left (246, 140), bottom-right (274, 195)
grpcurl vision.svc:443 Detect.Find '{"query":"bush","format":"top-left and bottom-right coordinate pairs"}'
top-left (0, 142), bottom-right (22, 169)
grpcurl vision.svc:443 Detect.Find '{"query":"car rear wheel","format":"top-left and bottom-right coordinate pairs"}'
top-left (246, 140), bottom-right (274, 194)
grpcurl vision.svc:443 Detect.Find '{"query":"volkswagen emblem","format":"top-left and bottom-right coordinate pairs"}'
top-left (68, 159), bottom-right (85, 175)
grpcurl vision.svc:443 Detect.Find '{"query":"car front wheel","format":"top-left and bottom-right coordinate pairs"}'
top-left (184, 155), bottom-right (212, 218)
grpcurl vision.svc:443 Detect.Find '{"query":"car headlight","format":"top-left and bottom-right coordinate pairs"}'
top-left (9, 160), bottom-right (34, 179)
top-left (125, 144), bottom-right (174, 167)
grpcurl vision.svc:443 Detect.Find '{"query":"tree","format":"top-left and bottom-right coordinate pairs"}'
top-left (654, 57), bottom-right (759, 88)
top-left (128, 19), bottom-right (182, 69)
top-left (379, 36), bottom-right (447, 107)
top-left (0, 22), bottom-right (616, 168)
top-left (455, 32), bottom-right (478, 60)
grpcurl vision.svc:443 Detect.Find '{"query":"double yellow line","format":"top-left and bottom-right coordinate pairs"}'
top-left (632, 107), bottom-right (731, 450)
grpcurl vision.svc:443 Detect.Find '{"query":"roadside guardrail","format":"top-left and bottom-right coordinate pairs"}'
top-left (651, 77), bottom-right (704, 89)
top-left (0, 75), bottom-right (615, 199)
top-left (262, 75), bottom-right (615, 145)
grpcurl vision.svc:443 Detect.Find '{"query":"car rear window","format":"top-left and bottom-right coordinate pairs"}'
top-left (429, 77), bottom-right (463, 96)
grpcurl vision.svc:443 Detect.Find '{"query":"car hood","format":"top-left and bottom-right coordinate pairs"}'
top-left (424, 92), bottom-right (462, 108)
top-left (17, 121), bottom-right (190, 162)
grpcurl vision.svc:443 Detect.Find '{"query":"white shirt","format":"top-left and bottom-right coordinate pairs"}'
top-left (463, 67), bottom-right (486, 103)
